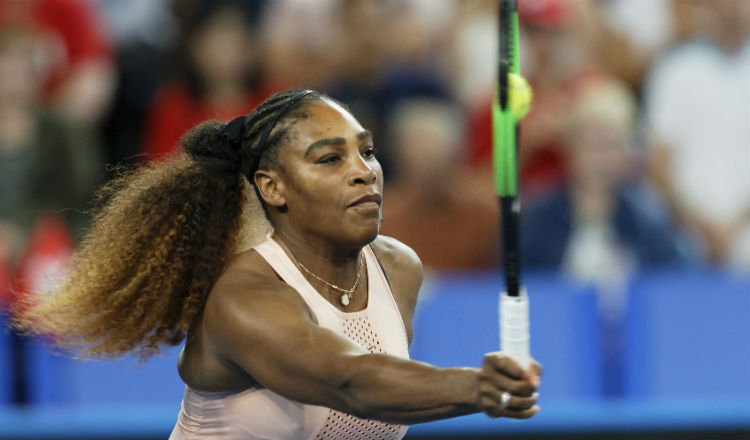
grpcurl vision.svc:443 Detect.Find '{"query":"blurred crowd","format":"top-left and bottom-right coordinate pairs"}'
top-left (0, 0), bottom-right (749, 308)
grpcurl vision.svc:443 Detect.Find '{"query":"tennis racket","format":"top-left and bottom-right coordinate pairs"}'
top-left (494, 0), bottom-right (530, 370)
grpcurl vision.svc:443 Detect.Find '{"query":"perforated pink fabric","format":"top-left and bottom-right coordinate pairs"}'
top-left (314, 410), bottom-right (404, 440)
top-left (344, 316), bottom-right (385, 354)
top-left (313, 316), bottom-right (403, 440)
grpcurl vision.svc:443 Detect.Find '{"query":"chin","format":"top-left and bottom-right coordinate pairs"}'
top-left (347, 219), bottom-right (381, 247)
top-left (360, 223), bottom-right (381, 246)
top-left (363, 227), bottom-right (380, 245)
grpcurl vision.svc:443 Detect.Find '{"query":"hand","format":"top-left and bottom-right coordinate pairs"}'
top-left (476, 352), bottom-right (542, 419)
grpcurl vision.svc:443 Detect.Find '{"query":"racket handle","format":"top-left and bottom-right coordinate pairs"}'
top-left (500, 288), bottom-right (530, 370)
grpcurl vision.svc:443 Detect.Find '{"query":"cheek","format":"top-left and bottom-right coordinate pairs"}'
top-left (285, 170), bottom-right (341, 210)
top-left (374, 163), bottom-right (385, 189)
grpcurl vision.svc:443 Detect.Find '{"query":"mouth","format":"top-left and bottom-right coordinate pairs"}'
top-left (348, 193), bottom-right (383, 209)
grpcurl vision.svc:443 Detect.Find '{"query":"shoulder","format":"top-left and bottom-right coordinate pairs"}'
top-left (208, 248), bottom-right (306, 308)
top-left (201, 250), bottom-right (315, 349)
top-left (371, 235), bottom-right (423, 284)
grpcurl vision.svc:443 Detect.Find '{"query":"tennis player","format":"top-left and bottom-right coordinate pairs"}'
top-left (18, 89), bottom-right (541, 439)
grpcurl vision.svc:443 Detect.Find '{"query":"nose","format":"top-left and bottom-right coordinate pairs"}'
top-left (348, 155), bottom-right (377, 186)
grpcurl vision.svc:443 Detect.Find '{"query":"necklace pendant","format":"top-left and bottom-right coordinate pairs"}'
top-left (340, 293), bottom-right (350, 306)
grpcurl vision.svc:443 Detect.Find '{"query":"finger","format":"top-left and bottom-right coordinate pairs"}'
top-left (529, 359), bottom-right (543, 377)
top-left (479, 394), bottom-right (504, 418)
top-left (478, 384), bottom-right (508, 418)
top-left (482, 400), bottom-right (540, 419)
top-left (483, 353), bottom-right (524, 380)
top-left (503, 405), bottom-right (540, 420)
top-left (491, 391), bottom-right (538, 411)
top-left (504, 392), bottom-right (538, 411)
top-left (477, 380), bottom-right (497, 400)
top-left (478, 388), bottom-right (538, 420)
top-left (524, 360), bottom-right (543, 388)
top-left (479, 369), bottom-right (535, 397)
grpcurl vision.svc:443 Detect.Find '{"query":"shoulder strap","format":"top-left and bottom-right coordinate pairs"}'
top-left (368, 244), bottom-right (392, 291)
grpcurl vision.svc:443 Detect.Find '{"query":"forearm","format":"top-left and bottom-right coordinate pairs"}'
top-left (212, 288), bottom-right (482, 424)
top-left (337, 354), bottom-right (480, 424)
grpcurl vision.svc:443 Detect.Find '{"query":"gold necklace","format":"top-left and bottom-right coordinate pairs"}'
top-left (296, 255), bottom-right (364, 306)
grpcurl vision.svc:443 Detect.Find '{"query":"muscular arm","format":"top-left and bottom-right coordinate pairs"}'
top-left (201, 250), bottom-right (538, 425)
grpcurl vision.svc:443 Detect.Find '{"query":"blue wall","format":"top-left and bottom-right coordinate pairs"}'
top-left (624, 270), bottom-right (750, 400)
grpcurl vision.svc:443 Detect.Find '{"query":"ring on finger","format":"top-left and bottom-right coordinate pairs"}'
top-left (499, 391), bottom-right (511, 409)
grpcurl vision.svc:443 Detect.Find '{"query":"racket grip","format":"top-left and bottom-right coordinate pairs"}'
top-left (500, 288), bottom-right (530, 370)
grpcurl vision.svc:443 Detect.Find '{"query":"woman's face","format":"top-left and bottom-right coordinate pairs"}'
top-left (261, 99), bottom-right (384, 246)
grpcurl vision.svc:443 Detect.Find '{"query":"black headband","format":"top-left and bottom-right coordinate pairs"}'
top-left (192, 115), bottom-right (246, 172)
top-left (195, 90), bottom-right (314, 178)
top-left (221, 115), bottom-right (247, 145)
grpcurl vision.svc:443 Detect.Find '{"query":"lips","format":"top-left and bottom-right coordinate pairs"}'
top-left (348, 193), bottom-right (382, 208)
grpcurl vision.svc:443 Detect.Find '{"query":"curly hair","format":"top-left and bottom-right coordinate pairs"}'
top-left (13, 89), bottom-right (326, 360)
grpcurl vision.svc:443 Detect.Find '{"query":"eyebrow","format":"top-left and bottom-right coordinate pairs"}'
top-left (358, 130), bottom-right (373, 141)
top-left (304, 137), bottom-right (345, 157)
top-left (304, 130), bottom-right (373, 157)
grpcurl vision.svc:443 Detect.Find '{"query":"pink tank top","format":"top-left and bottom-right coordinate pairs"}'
top-left (170, 236), bottom-right (410, 439)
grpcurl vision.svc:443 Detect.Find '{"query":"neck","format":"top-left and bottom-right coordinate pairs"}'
top-left (273, 227), bottom-right (364, 292)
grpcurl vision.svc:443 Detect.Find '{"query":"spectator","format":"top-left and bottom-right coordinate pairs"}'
top-left (0, 0), bottom-right (115, 126)
top-left (522, 79), bottom-right (696, 283)
top-left (380, 98), bottom-right (499, 271)
top-left (0, 26), bottom-right (102, 304)
top-left (142, 0), bottom-right (272, 160)
top-left (643, 0), bottom-right (750, 268)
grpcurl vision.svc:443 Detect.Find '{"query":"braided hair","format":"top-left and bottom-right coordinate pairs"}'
top-left (14, 89), bottom-right (327, 360)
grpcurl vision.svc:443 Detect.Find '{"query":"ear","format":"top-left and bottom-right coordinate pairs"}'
top-left (254, 169), bottom-right (287, 208)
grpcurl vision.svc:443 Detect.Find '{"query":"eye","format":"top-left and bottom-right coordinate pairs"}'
top-left (317, 154), bottom-right (340, 164)
top-left (362, 147), bottom-right (377, 159)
